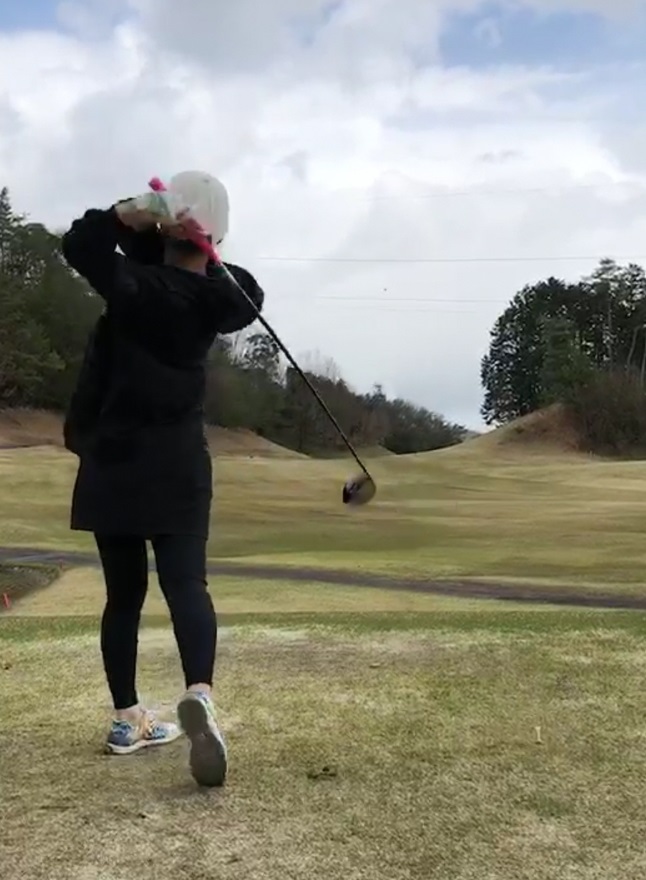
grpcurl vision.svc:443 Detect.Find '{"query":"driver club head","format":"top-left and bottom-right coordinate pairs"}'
top-left (343, 472), bottom-right (376, 506)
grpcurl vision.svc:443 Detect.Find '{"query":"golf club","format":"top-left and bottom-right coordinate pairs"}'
top-left (216, 264), bottom-right (376, 507)
top-left (147, 175), bottom-right (376, 506)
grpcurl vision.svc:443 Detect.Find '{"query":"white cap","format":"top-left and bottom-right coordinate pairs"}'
top-left (167, 170), bottom-right (229, 243)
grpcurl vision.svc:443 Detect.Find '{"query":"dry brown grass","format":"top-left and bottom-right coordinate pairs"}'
top-left (0, 408), bottom-right (65, 448)
top-left (452, 404), bottom-right (583, 457)
top-left (204, 425), bottom-right (306, 458)
top-left (0, 408), bottom-right (303, 458)
top-left (4, 619), bottom-right (646, 879)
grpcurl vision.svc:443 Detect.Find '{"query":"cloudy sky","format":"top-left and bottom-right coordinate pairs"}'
top-left (2, 0), bottom-right (646, 428)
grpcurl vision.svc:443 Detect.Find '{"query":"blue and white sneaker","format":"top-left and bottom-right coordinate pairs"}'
top-left (105, 710), bottom-right (181, 756)
top-left (177, 691), bottom-right (228, 787)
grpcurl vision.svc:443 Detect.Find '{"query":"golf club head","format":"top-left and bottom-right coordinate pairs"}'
top-left (343, 473), bottom-right (376, 506)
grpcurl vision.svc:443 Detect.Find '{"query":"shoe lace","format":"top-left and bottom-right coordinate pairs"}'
top-left (140, 709), bottom-right (159, 736)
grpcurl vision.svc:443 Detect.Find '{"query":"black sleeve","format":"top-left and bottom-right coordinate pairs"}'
top-left (63, 315), bottom-right (111, 456)
top-left (61, 208), bottom-right (180, 321)
top-left (61, 207), bottom-right (133, 302)
top-left (210, 261), bottom-right (265, 334)
top-left (115, 224), bottom-right (165, 265)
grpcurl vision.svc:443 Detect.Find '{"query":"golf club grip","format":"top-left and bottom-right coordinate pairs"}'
top-left (215, 261), bottom-right (369, 475)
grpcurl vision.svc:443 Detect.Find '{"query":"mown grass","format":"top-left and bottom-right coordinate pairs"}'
top-left (2, 606), bottom-right (646, 643)
top-left (4, 443), bottom-right (646, 877)
top-left (4, 614), bottom-right (646, 879)
top-left (5, 566), bottom-right (525, 618)
top-left (3, 445), bottom-right (646, 591)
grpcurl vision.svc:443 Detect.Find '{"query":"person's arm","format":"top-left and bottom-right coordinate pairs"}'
top-left (116, 223), bottom-right (165, 265)
top-left (209, 261), bottom-right (265, 334)
top-left (61, 207), bottom-right (131, 302)
top-left (62, 206), bottom-right (182, 328)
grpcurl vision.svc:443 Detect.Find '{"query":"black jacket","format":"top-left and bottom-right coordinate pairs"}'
top-left (61, 208), bottom-right (263, 537)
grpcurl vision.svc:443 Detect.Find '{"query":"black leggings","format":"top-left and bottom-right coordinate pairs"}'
top-left (95, 533), bottom-right (217, 710)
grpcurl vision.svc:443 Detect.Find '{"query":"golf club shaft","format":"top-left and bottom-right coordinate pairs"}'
top-left (215, 260), bottom-right (371, 477)
top-left (144, 178), bottom-right (372, 476)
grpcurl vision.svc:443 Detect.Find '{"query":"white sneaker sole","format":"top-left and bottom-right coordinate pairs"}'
top-left (177, 695), bottom-right (228, 787)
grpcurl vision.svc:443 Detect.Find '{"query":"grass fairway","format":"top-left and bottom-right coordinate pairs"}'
top-left (4, 439), bottom-right (646, 877)
top-left (8, 567), bottom-right (528, 616)
top-left (3, 444), bottom-right (646, 591)
top-left (0, 424), bottom-right (646, 880)
top-left (4, 611), bottom-right (646, 879)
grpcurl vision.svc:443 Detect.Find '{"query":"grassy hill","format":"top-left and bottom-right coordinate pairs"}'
top-left (0, 408), bottom-right (305, 459)
top-left (451, 404), bottom-right (583, 458)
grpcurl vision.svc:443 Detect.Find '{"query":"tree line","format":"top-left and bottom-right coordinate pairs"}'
top-left (481, 258), bottom-right (646, 454)
top-left (0, 187), bottom-right (467, 455)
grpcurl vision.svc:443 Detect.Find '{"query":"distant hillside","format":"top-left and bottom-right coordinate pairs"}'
top-left (436, 405), bottom-right (584, 458)
top-left (312, 444), bottom-right (395, 459)
top-left (0, 409), bottom-right (64, 449)
top-left (0, 409), bottom-right (306, 459)
top-left (204, 426), bottom-right (306, 459)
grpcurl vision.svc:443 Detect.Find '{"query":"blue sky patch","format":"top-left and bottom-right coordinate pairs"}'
top-left (0, 0), bottom-right (60, 32)
top-left (0, 0), bottom-right (127, 36)
top-left (440, 3), bottom-right (646, 69)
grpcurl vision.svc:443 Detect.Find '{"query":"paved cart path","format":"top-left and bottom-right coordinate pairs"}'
top-left (1, 546), bottom-right (645, 610)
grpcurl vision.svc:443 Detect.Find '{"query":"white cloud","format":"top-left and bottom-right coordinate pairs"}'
top-left (1, 0), bottom-right (646, 428)
top-left (522, 0), bottom-right (644, 13)
top-left (128, 0), bottom-right (445, 78)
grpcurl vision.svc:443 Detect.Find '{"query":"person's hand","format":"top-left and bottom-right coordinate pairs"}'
top-left (114, 199), bottom-right (160, 231)
top-left (115, 195), bottom-right (211, 251)
top-left (163, 210), bottom-right (204, 240)
top-left (115, 192), bottom-right (178, 231)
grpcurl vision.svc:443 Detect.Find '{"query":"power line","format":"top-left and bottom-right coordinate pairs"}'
top-left (351, 181), bottom-right (646, 201)
top-left (309, 300), bottom-right (500, 313)
top-left (268, 305), bottom-right (487, 315)
top-left (261, 178), bottom-right (646, 202)
top-left (310, 307), bottom-right (486, 314)
top-left (257, 254), bottom-right (646, 265)
top-left (276, 294), bottom-right (509, 311)
top-left (312, 295), bottom-right (508, 303)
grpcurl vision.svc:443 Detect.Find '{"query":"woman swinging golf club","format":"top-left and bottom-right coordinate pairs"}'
top-left (62, 171), bottom-right (264, 787)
